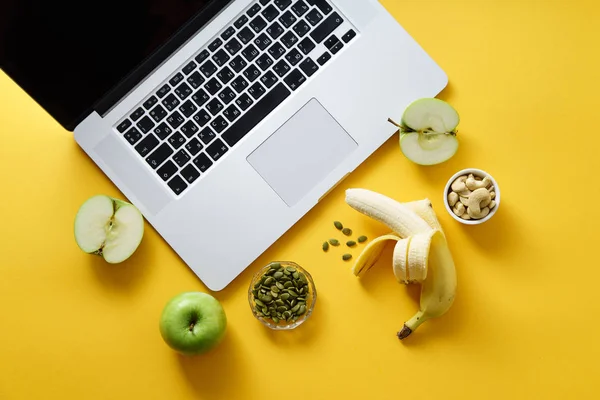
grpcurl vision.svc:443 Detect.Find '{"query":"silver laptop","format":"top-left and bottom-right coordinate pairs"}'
top-left (0, 0), bottom-right (447, 290)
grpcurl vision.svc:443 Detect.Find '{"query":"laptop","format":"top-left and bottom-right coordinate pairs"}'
top-left (0, 0), bottom-right (447, 290)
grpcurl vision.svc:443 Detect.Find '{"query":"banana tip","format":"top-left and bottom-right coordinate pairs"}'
top-left (397, 325), bottom-right (413, 340)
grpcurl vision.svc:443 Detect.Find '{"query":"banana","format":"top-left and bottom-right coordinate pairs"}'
top-left (345, 189), bottom-right (457, 340)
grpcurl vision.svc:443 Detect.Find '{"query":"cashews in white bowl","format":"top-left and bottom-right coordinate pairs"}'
top-left (444, 168), bottom-right (500, 225)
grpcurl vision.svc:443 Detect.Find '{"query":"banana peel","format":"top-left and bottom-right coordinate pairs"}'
top-left (345, 189), bottom-right (457, 340)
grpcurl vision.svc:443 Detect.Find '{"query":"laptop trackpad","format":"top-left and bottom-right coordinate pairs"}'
top-left (247, 99), bottom-right (358, 206)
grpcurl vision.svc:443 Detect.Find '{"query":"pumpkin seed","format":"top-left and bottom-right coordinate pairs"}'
top-left (262, 295), bottom-right (272, 302)
top-left (280, 293), bottom-right (290, 301)
top-left (266, 268), bottom-right (277, 275)
top-left (342, 253), bottom-right (352, 261)
top-left (254, 282), bottom-right (262, 289)
top-left (272, 317), bottom-right (280, 324)
top-left (297, 305), bottom-right (307, 316)
top-left (271, 262), bottom-right (281, 269)
top-left (284, 281), bottom-right (294, 288)
top-left (346, 240), bottom-right (356, 247)
top-left (358, 236), bottom-right (368, 243)
top-left (329, 239), bottom-right (340, 246)
top-left (270, 291), bottom-right (278, 298)
top-left (264, 277), bottom-right (274, 285)
top-left (276, 282), bottom-right (285, 290)
top-left (322, 241), bottom-right (329, 252)
top-left (279, 276), bottom-right (291, 282)
top-left (290, 299), bottom-right (297, 307)
top-left (286, 267), bottom-right (296, 273)
top-left (255, 299), bottom-right (265, 307)
top-left (342, 228), bottom-right (352, 236)
top-left (299, 274), bottom-right (308, 284)
top-left (292, 272), bottom-right (300, 280)
top-left (277, 306), bottom-right (288, 312)
top-left (291, 304), bottom-right (300, 313)
top-left (297, 297), bottom-right (305, 302)
top-left (273, 272), bottom-right (283, 279)
top-left (275, 299), bottom-right (285, 306)
top-left (288, 290), bottom-right (298, 298)
top-left (298, 287), bottom-right (305, 294)
top-left (256, 312), bottom-right (264, 317)
top-left (271, 285), bottom-right (280, 293)
top-left (283, 311), bottom-right (291, 319)
top-left (334, 221), bottom-right (343, 230)
top-left (283, 269), bottom-right (291, 276)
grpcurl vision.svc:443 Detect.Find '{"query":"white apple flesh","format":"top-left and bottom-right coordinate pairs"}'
top-left (74, 195), bottom-right (144, 263)
top-left (390, 98), bottom-right (460, 166)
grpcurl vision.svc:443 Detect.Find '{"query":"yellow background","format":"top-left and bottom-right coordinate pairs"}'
top-left (1, 0), bottom-right (599, 398)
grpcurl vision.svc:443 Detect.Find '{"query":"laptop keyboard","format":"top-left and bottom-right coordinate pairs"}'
top-left (115, 0), bottom-right (357, 196)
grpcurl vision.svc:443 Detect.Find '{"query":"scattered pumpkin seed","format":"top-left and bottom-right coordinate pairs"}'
top-left (334, 221), bottom-right (343, 230)
top-left (329, 239), bottom-right (340, 246)
top-left (342, 254), bottom-right (353, 261)
top-left (346, 240), bottom-right (356, 247)
top-left (342, 228), bottom-right (352, 236)
top-left (322, 241), bottom-right (329, 252)
top-left (358, 236), bottom-right (368, 243)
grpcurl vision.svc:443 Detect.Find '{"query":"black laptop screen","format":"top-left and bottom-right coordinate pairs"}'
top-left (0, 0), bottom-right (231, 130)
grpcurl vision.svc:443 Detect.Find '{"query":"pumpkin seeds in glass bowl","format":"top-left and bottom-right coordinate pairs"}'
top-left (248, 262), bottom-right (317, 330)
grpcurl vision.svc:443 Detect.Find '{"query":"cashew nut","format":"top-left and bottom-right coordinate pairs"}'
top-left (448, 192), bottom-right (459, 207)
top-left (466, 176), bottom-right (492, 191)
top-left (490, 191), bottom-right (496, 200)
top-left (467, 206), bottom-right (490, 219)
top-left (467, 188), bottom-right (491, 214)
top-left (453, 202), bottom-right (465, 216)
top-left (489, 200), bottom-right (496, 210)
top-left (462, 213), bottom-right (471, 220)
top-left (459, 196), bottom-right (470, 206)
top-left (451, 176), bottom-right (468, 193)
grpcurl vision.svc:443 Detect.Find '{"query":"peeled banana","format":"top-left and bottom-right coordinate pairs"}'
top-left (345, 189), bottom-right (457, 340)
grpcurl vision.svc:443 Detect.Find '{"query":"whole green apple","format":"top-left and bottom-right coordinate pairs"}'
top-left (159, 292), bottom-right (227, 355)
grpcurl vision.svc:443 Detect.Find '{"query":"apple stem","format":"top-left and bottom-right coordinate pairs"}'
top-left (189, 323), bottom-right (195, 332)
top-left (387, 118), bottom-right (402, 128)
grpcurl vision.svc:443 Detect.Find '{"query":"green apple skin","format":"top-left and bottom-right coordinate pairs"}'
top-left (159, 292), bottom-right (227, 355)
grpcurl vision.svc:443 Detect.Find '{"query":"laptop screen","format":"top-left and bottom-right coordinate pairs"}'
top-left (0, 0), bottom-right (232, 130)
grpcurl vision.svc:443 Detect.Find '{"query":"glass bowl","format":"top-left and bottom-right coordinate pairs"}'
top-left (248, 261), bottom-right (317, 330)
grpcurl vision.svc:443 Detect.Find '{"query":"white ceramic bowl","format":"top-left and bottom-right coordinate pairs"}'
top-left (443, 168), bottom-right (500, 225)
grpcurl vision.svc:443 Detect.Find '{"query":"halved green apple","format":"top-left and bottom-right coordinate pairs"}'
top-left (389, 98), bottom-right (460, 166)
top-left (74, 195), bottom-right (144, 263)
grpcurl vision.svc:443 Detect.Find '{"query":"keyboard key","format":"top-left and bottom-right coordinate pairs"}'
top-left (248, 82), bottom-right (266, 99)
top-left (180, 120), bottom-right (199, 137)
top-left (260, 71), bottom-right (279, 88)
top-left (250, 16), bottom-right (268, 33)
top-left (211, 116), bottom-right (229, 133)
top-left (342, 29), bottom-right (356, 43)
top-left (162, 94), bottom-right (180, 111)
top-left (231, 76), bottom-right (249, 93)
top-left (193, 153), bottom-right (213, 173)
top-left (195, 50), bottom-right (210, 64)
top-left (209, 38), bottom-right (223, 52)
top-left (167, 111), bottom-right (185, 129)
top-left (293, 20), bottom-right (311, 37)
top-left (317, 51), bottom-right (331, 65)
top-left (193, 109), bottom-right (212, 127)
top-left (205, 78), bottom-right (223, 95)
top-left (222, 83), bottom-right (291, 147)
top-left (306, 9), bottom-right (323, 26)
top-left (175, 82), bottom-right (193, 100)
top-left (117, 119), bottom-right (132, 133)
top-left (218, 87), bottom-right (237, 105)
top-left (157, 84), bottom-right (171, 98)
top-left (234, 15), bottom-right (249, 29)
top-left (274, 0), bottom-right (293, 10)
top-left (279, 11), bottom-right (297, 28)
top-left (285, 48), bottom-right (304, 66)
top-left (283, 68), bottom-right (306, 91)
top-left (281, 31), bottom-right (299, 48)
top-left (299, 57), bottom-right (319, 77)
top-left (206, 139), bottom-right (229, 161)
top-left (262, 5), bottom-right (280, 22)
top-left (311, 12), bottom-right (343, 43)
top-left (268, 42), bottom-right (287, 59)
top-left (143, 96), bottom-right (158, 110)
top-left (298, 37), bottom-right (316, 54)
top-left (273, 60), bottom-right (291, 77)
top-left (187, 71), bottom-right (205, 89)
top-left (146, 143), bottom-right (174, 169)
top-left (137, 116), bottom-right (155, 134)
top-left (192, 89), bottom-right (210, 106)
top-left (324, 35), bottom-right (339, 50)
top-left (173, 149), bottom-right (192, 167)
top-left (158, 160), bottom-right (178, 181)
top-left (243, 64), bottom-right (262, 82)
top-left (267, 22), bottom-right (285, 39)
top-left (199, 127), bottom-right (217, 144)
top-left (256, 53), bottom-right (274, 71)
top-left (168, 131), bottom-right (187, 149)
top-left (330, 40), bottom-right (344, 54)
top-left (169, 73), bottom-right (184, 86)
top-left (167, 175), bottom-right (188, 195)
top-left (212, 49), bottom-right (230, 67)
top-left (124, 127), bottom-right (142, 145)
top-left (200, 60), bottom-right (218, 77)
top-left (254, 33), bottom-right (273, 50)
top-left (225, 38), bottom-right (243, 55)
top-left (154, 123), bottom-right (173, 140)
top-left (221, 26), bottom-right (236, 41)
top-left (292, 1), bottom-right (309, 16)
top-left (242, 44), bottom-right (260, 62)
top-left (260, 0), bottom-right (270, 5)
top-left (237, 27), bottom-right (255, 44)
top-left (247, 3), bottom-right (262, 18)
top-left (217, 67), bottom-right (235, 84)
top-left (149, 105), bottom-right (168, 122)
top-left (182, 61), bottom-right (197, 75)
top-left (236, 94), bottom-right (254, 111)
top-left (135, 133), bottom-right (159, 157)
top-left (206, 98), bottom-right (224, 115)
top-left (181, 164), bottom-right (201, 184)
top-left (229, 55), bottom-right (248, 73)
top-left (185, 138), bottom-right (204, 156)
top-left (311, 0), bottom-right (333, 14)
top-left (130, 107), bottom-right (144, 121)
top-left (223, 105), bottom-right (241, 122)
